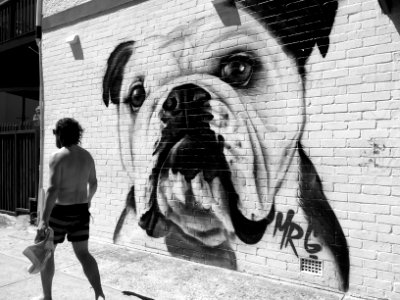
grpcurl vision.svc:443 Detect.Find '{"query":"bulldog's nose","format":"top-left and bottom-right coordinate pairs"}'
top-left (161, 84), bottom-right (213, 127)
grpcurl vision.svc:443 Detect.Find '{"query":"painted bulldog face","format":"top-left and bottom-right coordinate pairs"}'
top-left (103, 5), bottom-right (305, 249)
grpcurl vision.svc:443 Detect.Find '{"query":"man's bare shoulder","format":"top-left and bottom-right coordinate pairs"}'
top-left (75, 145), bottom-right (94, 160)
top-left (49, 148), bottom-right (67, 167)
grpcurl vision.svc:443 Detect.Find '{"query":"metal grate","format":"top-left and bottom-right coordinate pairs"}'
top-left (300, 257), bottom-right (322, 275)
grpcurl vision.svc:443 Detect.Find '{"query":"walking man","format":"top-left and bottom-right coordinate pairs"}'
top-left (35, 118), bottom-right (105, 300)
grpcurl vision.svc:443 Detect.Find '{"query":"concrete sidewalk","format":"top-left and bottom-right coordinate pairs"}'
top-left (0, 215), bottom-right (348, 300)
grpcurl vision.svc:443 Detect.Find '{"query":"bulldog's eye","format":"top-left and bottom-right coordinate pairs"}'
top-left (126, 84), bottom-right (146, 111)
top-left (220, 54), bottom-right (254, 87)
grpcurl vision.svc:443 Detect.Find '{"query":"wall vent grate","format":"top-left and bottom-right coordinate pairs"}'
top-left (300, 257), bottom-right (322, 275)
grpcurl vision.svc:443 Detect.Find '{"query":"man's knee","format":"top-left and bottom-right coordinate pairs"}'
top-left (74, 249), bottom-right (90, 261)
top-left (73, 245), bottom-right (90, 261)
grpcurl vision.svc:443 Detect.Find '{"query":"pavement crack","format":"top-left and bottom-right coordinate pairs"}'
top-left (0, 274), bottom-right (36, 289)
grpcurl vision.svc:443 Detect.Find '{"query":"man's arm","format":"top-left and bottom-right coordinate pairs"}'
top-left (39, 154), bottom-right (61, 228)
top-left (87, 157), bottom-right (98, 208)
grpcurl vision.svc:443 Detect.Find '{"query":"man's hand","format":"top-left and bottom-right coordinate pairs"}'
top-left (35, 221), bottom-right (49, 243)
top-left (38, 219), bottom-right (49, 230)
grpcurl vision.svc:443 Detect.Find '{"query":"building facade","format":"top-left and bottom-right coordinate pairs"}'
top-left (0, 0), bottom-right (39, 215)
top-left (0, 0), bottom-right (39, 124)
top-left (41, 0), bottom-right (400, 298)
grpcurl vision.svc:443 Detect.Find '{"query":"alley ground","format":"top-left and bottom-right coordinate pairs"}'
top-left (0, 214), bottom-right (353, 300)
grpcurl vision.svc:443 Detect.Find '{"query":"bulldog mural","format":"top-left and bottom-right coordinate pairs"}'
top-left (102, 0), bottom-right (350, 291)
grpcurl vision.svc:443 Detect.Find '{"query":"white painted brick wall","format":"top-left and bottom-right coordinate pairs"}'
top-left (41, 0), bottom-right (400, 298)
top-left (43, 0), bottom-right (92, 17)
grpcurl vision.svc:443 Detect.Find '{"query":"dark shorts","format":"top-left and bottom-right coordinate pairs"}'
top-left (49, 203), bottom-right (90, 244)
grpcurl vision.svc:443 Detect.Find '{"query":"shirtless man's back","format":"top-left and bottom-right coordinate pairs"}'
top-left (36, 118), bottom-right (104, 300)
top-left (52, 145), bottom-right (97, 206)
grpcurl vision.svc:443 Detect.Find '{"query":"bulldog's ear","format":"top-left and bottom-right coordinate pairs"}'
top-left (102, 41), bottom-right (135, 107)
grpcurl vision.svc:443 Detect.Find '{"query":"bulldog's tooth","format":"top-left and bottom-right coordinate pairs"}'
top-left (157, 173), bottom-right (172, 215)
top-left (169, 169), bottom-right (188, 204)
top-left (210, 177), bottom-right (235, 235)
top-left (191, 172), bottom-right (213, 210)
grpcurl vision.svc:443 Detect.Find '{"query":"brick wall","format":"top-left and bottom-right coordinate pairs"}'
top-left (43, 0), bottom-right (92, 17)
top-left (42, 0), bottom-right (400, 298)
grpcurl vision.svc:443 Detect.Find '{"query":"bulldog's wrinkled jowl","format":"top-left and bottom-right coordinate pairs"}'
top-left (102, 0), bottom-right (349, 291)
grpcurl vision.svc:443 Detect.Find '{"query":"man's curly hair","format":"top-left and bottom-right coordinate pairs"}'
top-left (54, 118), bottom-right (83, 147)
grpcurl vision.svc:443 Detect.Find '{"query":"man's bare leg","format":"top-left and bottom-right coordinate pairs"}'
top-left (34, 248), bottom-right (55, 300)
top-left (72, 240), bottom-right (105, 300)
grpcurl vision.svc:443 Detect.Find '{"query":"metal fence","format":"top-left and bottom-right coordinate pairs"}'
top-left (0, 122), bottom-right (39, 214)
top-left (0, 0), bottom-right (36, 44)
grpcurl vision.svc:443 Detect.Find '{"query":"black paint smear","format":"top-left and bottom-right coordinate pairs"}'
top-left (239, 0), bottom-right (338, 65)
top-left (102, 41), bottom-right (134, 107)
top-left (298, 142), bottom-right (349, 292)
top-left (113, 185), bottom-right (135, 242)
top-left (138, 134), bottom-right (175, 238)
top-left (219, 168), bottom-right (274, 244)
